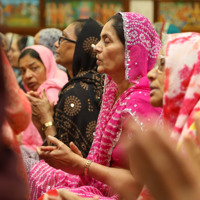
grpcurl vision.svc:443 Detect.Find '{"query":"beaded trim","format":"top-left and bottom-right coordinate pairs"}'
top-left (119, 12), bottom-right (161, 82)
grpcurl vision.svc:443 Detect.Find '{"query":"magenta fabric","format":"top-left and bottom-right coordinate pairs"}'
top-left (121, 13), bottom-right (161, 83)
top-left (22, 45), bottom-right (68, 150)
top-left (29, 13), bottom-right (161, 200)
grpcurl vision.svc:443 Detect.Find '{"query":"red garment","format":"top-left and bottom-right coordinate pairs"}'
top-left (1, 49), bottom-right (32, 198)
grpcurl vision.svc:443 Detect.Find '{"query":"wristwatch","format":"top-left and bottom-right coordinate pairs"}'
top-left (42, 121), bottom-right (55, 132)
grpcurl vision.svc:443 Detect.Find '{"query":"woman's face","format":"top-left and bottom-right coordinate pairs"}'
top-left (147, 50), bottom-right (165, 107)
top-left (94, 19), bottom-right (125, 80)
top-left (19, 54), bottom-right (46, 91)
top-left (7, 40), bottom-right (21, 68)
top-left (54, 23), bottom-right (77, 71)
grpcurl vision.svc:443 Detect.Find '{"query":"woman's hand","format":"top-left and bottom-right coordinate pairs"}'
top-left (26, 89), bottom-right (54, 125)
top-left (43, 189), bottom-right (99, 200)
top-left (37, 136), bottom-right (85, 175)
top-left (129, 120), bottom-right (200, 200)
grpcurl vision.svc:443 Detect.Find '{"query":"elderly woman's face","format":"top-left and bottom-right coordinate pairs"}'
top-left (54, 23), bottom-right (77, 69)
top-left (147, 49), bottom-right (165, 107)
top-left (94, 19), bottom-right (125, 79)
top-left (19, 54), bottom-right (46, 91)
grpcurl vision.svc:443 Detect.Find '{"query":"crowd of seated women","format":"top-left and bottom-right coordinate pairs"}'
top-left (1, 11), bottom-right (200, 200)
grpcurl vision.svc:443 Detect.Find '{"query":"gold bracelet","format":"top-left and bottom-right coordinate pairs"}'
top-left (42, 121), bottom-right (55, 132)
top-left (84, 160), bottom-right (92, 176)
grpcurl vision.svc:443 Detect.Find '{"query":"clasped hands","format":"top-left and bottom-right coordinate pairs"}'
top-left (26, 89), bottom-right (54, 126)
top-left (37, 135), bottom-right (86, 176)
top-left (26, 89), bottom-right (55, 138)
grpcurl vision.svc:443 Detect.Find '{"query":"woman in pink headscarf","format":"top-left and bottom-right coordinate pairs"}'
top-left (19, 45), bottom-right (68, 150)
top-left (29, 12), bottom-right (161, 200)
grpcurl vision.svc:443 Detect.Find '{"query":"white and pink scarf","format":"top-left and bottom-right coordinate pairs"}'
top-left (163, 32), bottom-right (200, 144)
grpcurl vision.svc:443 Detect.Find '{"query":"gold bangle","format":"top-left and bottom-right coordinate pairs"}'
top-left (84, 160), bottom-right (92, 176)
top-left (42, 121), bottom-right (55, 132)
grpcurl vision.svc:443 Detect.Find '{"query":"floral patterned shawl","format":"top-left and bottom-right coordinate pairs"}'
top-left (29, 13), bottom-right (161, 200)
top-left (163, 32), bottom-right (200, 144)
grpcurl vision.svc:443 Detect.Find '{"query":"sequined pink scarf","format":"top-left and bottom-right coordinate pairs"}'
top-left (29, 13), bottom-right (161, 200)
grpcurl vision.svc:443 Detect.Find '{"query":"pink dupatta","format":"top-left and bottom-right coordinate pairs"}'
top-left (22, 45), bottom-right (68, 150)
top-left (29, 13), bottom-right (161, 200)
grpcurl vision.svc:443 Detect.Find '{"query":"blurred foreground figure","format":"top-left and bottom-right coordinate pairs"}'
top-left (129, 32), bottom-right (200, 200)
top-left (0, 48), bottom-right (31, 199)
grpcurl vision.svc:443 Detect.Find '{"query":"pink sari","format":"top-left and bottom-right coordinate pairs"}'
top-left (22, 45), bottom-right (68, 150)
top-left (29, 13), bottom-right (161, 200)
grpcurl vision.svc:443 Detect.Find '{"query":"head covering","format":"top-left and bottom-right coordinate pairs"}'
top-left (122, 13), bottom-right (161, 83)
top-left (38, 28), bottom-right (62, 57)
top-left (22, 45), bottom-right (68, 101)
top-left (72, 18), bottom-right (102, 77)
top-left (102, 12), bottom-right (161, 106)
top-left (163, 32), bottom-right (200, 143)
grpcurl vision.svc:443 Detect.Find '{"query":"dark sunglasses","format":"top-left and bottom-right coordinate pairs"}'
top-left (58, 36), bottom-right (76, 45)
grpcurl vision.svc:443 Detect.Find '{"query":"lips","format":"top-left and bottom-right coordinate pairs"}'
top-left (150, 85), bottom-right (158, 90)
top-left (96, 55), bottom-right (102, 61)
top-left (96, 57), bottom-right (102, 65)
top-left (96, 60), bottom-right (102, 66)
top-left (27, 82), bottom-right (37, 89)
top-left (150, 85), bottom-right (159, 96)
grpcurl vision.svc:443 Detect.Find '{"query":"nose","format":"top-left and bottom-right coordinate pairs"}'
top-left (24, 68), bottom-right (33, 80)
top-left (54, 40), bottom-right (59, 48)
top-left (147, 67), bottom-right (157, 82)
top-left (93, 41), bottom-right (102, 53)
top-left (7, 50), bottom-right (12, 57)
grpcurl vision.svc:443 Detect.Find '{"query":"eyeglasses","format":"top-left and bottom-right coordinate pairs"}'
top-left (58, 36), bottom-right (76, 45)
top-left (155, 55), bottom-right (165, 73)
